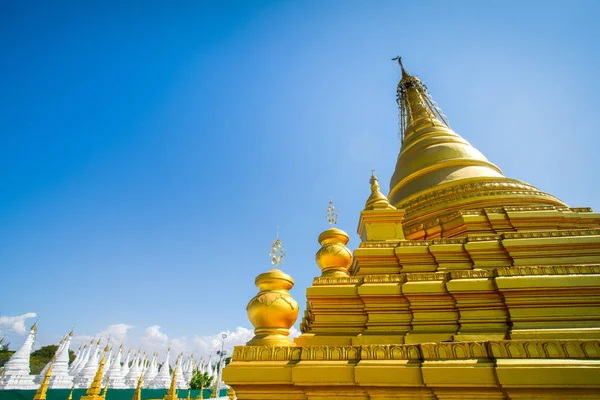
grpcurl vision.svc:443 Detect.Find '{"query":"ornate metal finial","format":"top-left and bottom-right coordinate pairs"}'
top-left (269, 236), bottom-right (286, 266)
top-left (326, 198), bottom-right (338, 225)
top-left (392, 56), bottom-right (406, 75)
top-left (370, 169), bottom-right (378, 185)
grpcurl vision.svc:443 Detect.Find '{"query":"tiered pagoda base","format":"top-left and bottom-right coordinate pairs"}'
top-left (226, 339), bottom-right (600, 399)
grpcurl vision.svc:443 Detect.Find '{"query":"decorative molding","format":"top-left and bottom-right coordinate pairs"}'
top-left (360, 344), bottom-right (421, 360)
top-left (502, 229), bottom-right (600, 239)
top-left (405, 272), bottom-right (450, 282)
top-left (483, 207), bottom-right (506, 214)
top-left (231, 340), bottom-right (600, 362)
top-left (467, 234), bottom-right (502, 242)
top-left (397, 240), bottom-right (432, 247)
top-left (363, 275), bottom-right (407, 284)
top-left (497, 265), bottom-right (600, 276)
top-left (421, 341), bottom-right (489, 360)
top-left (488, 340), bottom-right (600, 359)
top-left (503, 205), bottom-right (568, 212)
top-left (450, 269), bottom-right (496, 279)
top-left (404, 224), bottom-right (425, 235)
top-left (246, 292), bottom-right (298, 311)
top-left (312, 276), bottom-right (363, 285)
top-left (431, 238), bottom-right (467, 245)
top-left (570, 207), bottom-right (594, 213)
top-left (359, 241), bottom-right (400, 248)
top-left (440, 212), bottom-right (463, 223)
top-left (399, 180), bottom-right (561, 215)
top-left (424, 218), bottom-right (441, 229)
top-left (231, 346), bottom-right (302, 362)
top-left (301, 346), bottom-right (360, 361)
top-left (461, 210), bottom-right (486, 216)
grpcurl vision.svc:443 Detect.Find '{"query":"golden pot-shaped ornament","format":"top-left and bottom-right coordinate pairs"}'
top-left (315, 227), bottom-right (353, 276)
top-left (246, 268), bottom-right (299, 346)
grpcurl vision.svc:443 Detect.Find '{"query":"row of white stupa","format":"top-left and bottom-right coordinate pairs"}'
top-left (0, 324), bottom-right (224, 390)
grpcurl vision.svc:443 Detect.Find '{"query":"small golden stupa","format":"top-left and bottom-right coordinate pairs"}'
top-left (33, 362), bottom-right (53, 400)
top-left (80, 346), bottom-right (109, 400)
top-left (245, 235), bottom-right (299, 347)
top-left (223, 58), bottom-right (600, 399)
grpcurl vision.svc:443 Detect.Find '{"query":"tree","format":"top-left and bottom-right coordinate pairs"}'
top-left (189, 369), bottom-right (214, 391)
top-left (0, 346), bottom-right (14, 369)
top-left (29, 345), bottom-right (76, 374)
top-left (31, 345), bottom-right (59, 359)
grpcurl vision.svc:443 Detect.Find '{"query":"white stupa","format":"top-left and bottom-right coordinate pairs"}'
top-left (150, 349), bottom-right (171, 389)
top-left (0, 323), bottom-right (38, 389)
top-left (206, 355), bottom-right (213, 376)
top-left (183, 355), bottom-right (194, 385)
top-left (74, 339), bottom-right (101, 388)
top-left (48, 331), bottom-right (75, 388)
top-left (142, 353), bottom-right (158, 388)
top-left (120, 350), bottom-right (131, 379)
top-left (70, 341), bottom-right (92, 376)
top-left (174, 354), bottom-right (188, 389)
top-left (68, 345), bottom-right (83, 376)
top-left (124, 351), bottom-right (142, 388)
top-left (103, 347), bottom-right (113, 379)
top-left (139, 353), bottom-right (148, 377)
top-left (104, 345), bottom-right (126, 389)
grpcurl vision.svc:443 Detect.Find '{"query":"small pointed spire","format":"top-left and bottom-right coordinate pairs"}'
top-left (132, 375), bottom-right (143, 400)
top-left (33, 363), bottom-right (53, 400)
top-left (67, 385), bottom-right (74, 400)
top-left (163, 359), bottom-right (178, 400)
top-left (364, 170), bottom-right (395, 210)
top-left (100, 383), bottom-right (108, 399)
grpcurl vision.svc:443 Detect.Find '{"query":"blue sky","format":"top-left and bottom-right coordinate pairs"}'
top-left (1, 1), bottom-right (599, 357)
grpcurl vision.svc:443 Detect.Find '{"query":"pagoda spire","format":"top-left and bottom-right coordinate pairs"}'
top-left (364, 170), bottom-right (395, 210)
top-left (85, 346), bottom-right (108, 397)
top-left (392, 56), bottom-right (449, 141)
top-left (387, 58), bottom-right (565, 225)
top-left (132, 375), bottom-right (143, 400)
top-left (163, 358), bottom-right (179, 400)
top-left (33, 362), bottom-right (53, 400)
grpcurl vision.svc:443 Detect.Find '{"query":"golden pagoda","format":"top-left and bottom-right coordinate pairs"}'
top-left (164, 359), bottom-right (179, 400)
top-left (223, 59), bottom-right (600, 398)
top-left (33, 362), bottom-right (53, 400)
top-left (81, 346), bottom-right (109, 400)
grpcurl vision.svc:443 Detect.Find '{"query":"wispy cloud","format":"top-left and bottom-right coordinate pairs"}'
top-left (0, 312), bottom-right (37, 334)
top-left (72, 323), bottom-right (134, 349)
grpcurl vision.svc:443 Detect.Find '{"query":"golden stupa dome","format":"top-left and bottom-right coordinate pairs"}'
top-left (388, 58), bottom-right (565, 228)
